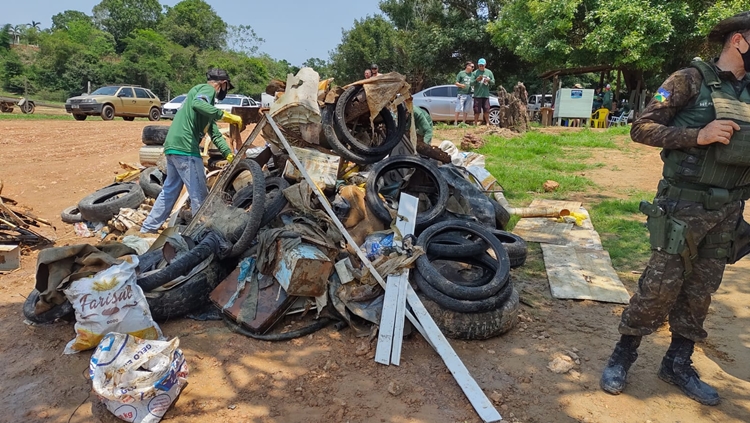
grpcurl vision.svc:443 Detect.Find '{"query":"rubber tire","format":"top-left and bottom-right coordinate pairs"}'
top-left (22, 289), bottom-right (75, 324)
top-left (333, 85), bottom-right (407, 156)
top-left (489, 107), bottom-right (501, 126)
top-left (225, 159), bottom-right (266, 257)
top-left (77, 183), bottom-right (146, 222)
top-left (137, 233), bottom-right (222, 292)
top-left (147, 260), bottom-right (229, 321)
top-left (123, 116), bottom-right (135, 121)
top-left (142, 125), bottom-right (169, 146)
top-left (139, 145), bottom-right (164, 167)
top-left (100, 104), bottom-right (114, 121)
top-left (61, 205), bottom-right (84, 224)
top-left (365, 155), bottom-right (449, 228)
top-left (321, 105), bottom-right (386, 165)
top-left (490, 230), bottom-right (528, 268)
top-left (426, 232), bottom-right (488, 258)
top-left (418, 287), bottom-right (519, 340)
top-left (416, 220), bottom-right (510, 302)
top-left (73, 114), bottom-right (87, 121)
top-left (21, 101), bottom-right (34, 114)
top-left (232, 176), bottom-right (290, 227)
top-left (414, 269), bottom-right (512, 313)
top-left (148, 107), bottom-right (161, 122)
top-left (489, 198), bottom-right (511, 230)
top-left (139, 167), bottom-right (165, 199)
top-left (426, 253), bottom-right (499, 288)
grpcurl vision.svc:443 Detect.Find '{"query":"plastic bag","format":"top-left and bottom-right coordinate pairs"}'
top-left (64, 256), bottom-right (162, 354)
top-left (90, 333), bottom-right (188, 423)
top-left (361, 232), bottom-right (396, 260)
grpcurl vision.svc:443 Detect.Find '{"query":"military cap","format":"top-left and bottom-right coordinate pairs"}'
top-left (708, 11), bottom-right (750, 43)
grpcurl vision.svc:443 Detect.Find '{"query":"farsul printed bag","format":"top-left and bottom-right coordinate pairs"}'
top-left (63, 255), bottom-right (162, 354)
top-left (90, 333), bottom-right (188, 423)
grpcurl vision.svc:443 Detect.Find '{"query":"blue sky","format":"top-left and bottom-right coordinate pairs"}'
top-left (3, 0), bottom-right (383, 65)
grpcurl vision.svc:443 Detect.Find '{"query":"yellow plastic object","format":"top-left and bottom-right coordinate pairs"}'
top-left (590, 108), bottom-right (609, 128)
top-left (557, 211), bottom-right (588, 226)
top-left (115, 169), bottom-right (140, 183)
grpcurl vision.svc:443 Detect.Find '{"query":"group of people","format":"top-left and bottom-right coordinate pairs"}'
top-left (454, 58), bottom-right (496, 126)
top-left (363, 63), bottom-right (380, 79)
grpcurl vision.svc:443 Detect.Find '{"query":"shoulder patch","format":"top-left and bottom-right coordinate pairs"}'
top-left (654, 87), bottom-right (670, 103)
top-left (196, 94), bottom-right (210, 103)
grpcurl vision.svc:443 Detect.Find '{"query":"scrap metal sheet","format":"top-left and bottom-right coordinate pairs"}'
top-left (512, 199), bottom-right (603, 250)
top-left (541, 244), bottom-right (630, 304)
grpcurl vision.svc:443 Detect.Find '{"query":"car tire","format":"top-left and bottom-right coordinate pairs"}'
top-left (490, 230), bottom-right (528, 268)
top-left (489, 198), bottom-right (511, 230)
top-left (223, 159), bottom-right (266, 257)
top-left (489, 107), bottom-right (501, 126)
top-left (22, 289), bottom-right (75, 324)
top-left (139, 167), bottom-right (165, 199)
top-left (139, 145), bottom-right (164, 167)
top-left (321, 105), bottom-right (386, 165)
top-left (142, 125), bottom-right (169, 146)
top-left (417, 287), bottom-right (519, 340)
top-left (148, 107), bottom-right (161, 121)
top-left (123, 116), bottom-right (135, 121)
top-left (233, 176), bottom-right (290, 227)
top-left (72, 114), bottom-right (87, 121)
top-left (77, 183), bottom-right (145, 222)
top-left (60, 205), bottom-right (84, 224)
top-left (100, 104), bottom-right (115, 121)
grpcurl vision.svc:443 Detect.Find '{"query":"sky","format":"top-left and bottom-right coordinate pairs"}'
top-left (3, 0), bottom-right (384, 65)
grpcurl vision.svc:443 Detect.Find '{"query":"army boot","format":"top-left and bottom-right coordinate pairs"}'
top-left (658, 335), bottom-right (720, 406)
top-left (600, 335), bottom-right (642, 394)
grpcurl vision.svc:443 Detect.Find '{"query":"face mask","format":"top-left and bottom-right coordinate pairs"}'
top-left (736, 35), bottom-right (750, 72)
top-left (217, 84), bottom-right (227, 101)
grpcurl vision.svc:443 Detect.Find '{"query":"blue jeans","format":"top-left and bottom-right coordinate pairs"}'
top-left (141, 155), bottom-right (207, 233)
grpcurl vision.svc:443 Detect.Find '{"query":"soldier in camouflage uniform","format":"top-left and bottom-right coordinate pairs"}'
top-left (600, 11), bottom-right (750, 406)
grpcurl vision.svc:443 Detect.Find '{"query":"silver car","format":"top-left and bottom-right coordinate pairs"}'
top-left (161, 94), bottom-right (187, 120)
top-left (215, 94), bottom-right (259, 113)
top-left (412, 84), bottom-right (501, 125)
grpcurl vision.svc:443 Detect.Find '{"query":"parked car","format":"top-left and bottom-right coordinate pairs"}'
top-left (161, 94), bottom-right (187, 120)
top-left (65, 85), bottom-right (161, 121)
top-left (412, 85), bottom-right (502, 125)
top-left (215, 94), bottom-right (259, 113)
top-left (527, 94), bottom-right (552, 112)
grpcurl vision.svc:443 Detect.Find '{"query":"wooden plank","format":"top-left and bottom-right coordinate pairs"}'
top-left (375, 193), bottom-right (418, 365)
top-left (542, 244), bottom-right (630, 304)
top-left (406, 286), bottom-right (502, 423)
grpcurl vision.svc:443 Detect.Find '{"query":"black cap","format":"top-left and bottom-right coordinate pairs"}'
top-left (708, 11), bottom-right (750, 43)
top-left (207, 68), bottom-right (235, 90)
top-left (370, 63), bottom-right (378, 70)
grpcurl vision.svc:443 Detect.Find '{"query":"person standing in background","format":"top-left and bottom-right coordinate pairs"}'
top-left (471, 58), bottom-right (495, 125)
top-left (454, 61), bottom-right (474, 125)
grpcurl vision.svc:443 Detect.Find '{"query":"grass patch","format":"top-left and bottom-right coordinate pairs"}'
top-left (479, 128), bottom-right (622, 202)
top-left (589, 196), bottom-right (652, 272)
top-left (0, 113), bottom-right (73, 121)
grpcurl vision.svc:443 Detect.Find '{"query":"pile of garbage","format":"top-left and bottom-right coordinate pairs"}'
top-left (27, 68), bottom-right (528, 423)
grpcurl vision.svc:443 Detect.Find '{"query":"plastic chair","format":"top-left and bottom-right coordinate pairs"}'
top-left (590, 108), bottom-right (609, 128)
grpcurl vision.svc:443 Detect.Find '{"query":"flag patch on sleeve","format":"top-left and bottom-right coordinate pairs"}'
top-left (654, 87), bottom-right (670, 103)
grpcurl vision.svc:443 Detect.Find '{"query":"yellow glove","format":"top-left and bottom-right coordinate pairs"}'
top-left (226, 153), bottom-right (235, 163)
top-left (221, 111), bottom-right (243, 127)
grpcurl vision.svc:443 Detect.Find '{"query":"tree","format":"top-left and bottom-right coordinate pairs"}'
top-left (161, 0), bottom-right (226, 50)
top-left (92, 0), bottom-right (162, 52)
top-left (330, 16), bottom-right (400, 85)
top-left (302, 57), bottom-right (332, 78)
top-left (51, 10), bottom-right (93, 31)
top-left (29, 21), bottom-right (41, 30)
top-left (227, 24), bottom-right (264, 56)
top-left (0, 24), bottom-right (11, 50)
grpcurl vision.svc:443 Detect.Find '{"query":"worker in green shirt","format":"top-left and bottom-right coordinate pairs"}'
top-left (471, 58), bottom-right (495, 126)
top-left (455, 61), bottom-right (474, 125)
top-left (412, 106), bottom-right (433, 144)
top-left (141, 68), bottom-right (243, 233)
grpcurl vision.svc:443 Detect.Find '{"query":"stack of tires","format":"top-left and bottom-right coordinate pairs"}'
top-left (321, 85), bottom-right (408, 165)
top-left (61, 182), bottom-right (146, 224)
top-left (140, 125), bottom-right (168, 167)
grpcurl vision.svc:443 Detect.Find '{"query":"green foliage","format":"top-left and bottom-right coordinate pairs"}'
top-left (330, 16), bottom-right (399, 84)
top-left (0, 24), bottom-right (11, 50)
top-left (92, 0), bottom-right (162, 52)
top-left (162, 0), bottom-right (226, 50)
top-left (226, 24), bottom-right (264, 56)
top-left (302, 57), bottom-right (333, 79)
top-left (589, 198), bottom-right (651, 271)
top-left (51, 10), bottom-right (93, 31)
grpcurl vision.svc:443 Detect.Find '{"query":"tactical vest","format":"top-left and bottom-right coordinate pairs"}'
top-left (662, 60), bottom-right (750, 190)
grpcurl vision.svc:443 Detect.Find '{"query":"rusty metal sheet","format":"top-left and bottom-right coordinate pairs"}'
top-left (273, 243), bottom-right (333, 297)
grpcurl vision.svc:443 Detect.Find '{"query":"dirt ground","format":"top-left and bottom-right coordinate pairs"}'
top-left (1, 120), bottom-right (749, 423)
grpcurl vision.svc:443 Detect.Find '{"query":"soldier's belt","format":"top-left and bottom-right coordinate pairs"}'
top-left (659, 180), bottom-right (748, 209)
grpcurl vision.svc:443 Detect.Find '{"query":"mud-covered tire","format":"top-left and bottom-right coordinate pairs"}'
top-left (224, 159), bottom-right (266, 257)
top-left (22, 290), bottom-right (74, 324)
top-left (77, 183), bottom-right (145, 222)
top-left (418, 287), bottom-right (519, 340)
top-left (60, 205), bottom-right (84, 224)
top-left (491, 230), bottom-right (528, 268)
top-left (100, 104), bottom-right (115, 120)
top-left (321, 105), bottom-right (386, 165)
top-left (142, 125), bottom-right (169, 146)
top-left (489, 199), bottom-right (511, 230)
top-left (146, 260), bottom-right (229, 321)
top-left (366, 155), bottom-right (449, 228)
top-left (139, 145), bottom-right (164, 167)
top-left (148, 107), bottom-right (161, 121)
top-left (426, 232), bottom-right (488, 258)
top-left (139, 167), bottom-right (165, 199)
top-left (233, 176), bottom-right (290, 227)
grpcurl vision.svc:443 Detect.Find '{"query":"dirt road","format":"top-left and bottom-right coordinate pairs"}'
top-left (0, 120), bottom-right (748, 423)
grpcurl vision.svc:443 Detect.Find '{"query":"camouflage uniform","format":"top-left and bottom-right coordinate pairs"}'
top-left (622, 66), bottom-right (747, 342)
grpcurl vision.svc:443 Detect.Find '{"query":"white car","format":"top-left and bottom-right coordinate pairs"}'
top-left (412, 85), bottom-right (501, 125)
top-left (161, 94), bottom-right (187, 120)
top-left (215, 94), bottom-right (258, 113)
top-left (527, 94), bottom-right (552, 112)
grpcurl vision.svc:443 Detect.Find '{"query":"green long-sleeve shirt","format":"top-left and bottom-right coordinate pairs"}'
top-left (413, 106), bottom-right (433, 144)
top-left (163, 83), bottom-right (231, 158)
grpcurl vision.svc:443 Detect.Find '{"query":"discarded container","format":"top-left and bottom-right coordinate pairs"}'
top-left (273, 243), bottom-right (333, 297)
top-left (283, 146), bottom-right (341, 190)
top-left (0, 244), bottom-right (20, 273)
